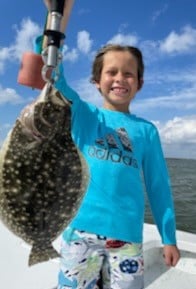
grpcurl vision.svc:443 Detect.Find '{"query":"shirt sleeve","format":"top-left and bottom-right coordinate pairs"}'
top-left (33, 35), bottom-right (80, 103)
top-left (142, 125), bottom-right (177, 245)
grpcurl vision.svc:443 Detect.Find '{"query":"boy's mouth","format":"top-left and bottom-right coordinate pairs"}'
top-left (111, 87), bottom-right (128, 96)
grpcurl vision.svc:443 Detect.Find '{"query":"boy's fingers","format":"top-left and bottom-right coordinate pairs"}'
top-left (163, 253), bottom-right (172, 266)
top-left (163, 249), bottom-right (180, 267)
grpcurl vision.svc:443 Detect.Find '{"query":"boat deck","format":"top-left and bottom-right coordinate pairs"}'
top-left (1, 222), bottom-right (196, 289)
top-left (144, 247), bottom-right (196, 289)
top-left (143, 224), bottom-right (196, 289)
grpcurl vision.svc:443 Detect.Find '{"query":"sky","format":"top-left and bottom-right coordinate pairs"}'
top-left (0, 0), bottom-right (196, 159)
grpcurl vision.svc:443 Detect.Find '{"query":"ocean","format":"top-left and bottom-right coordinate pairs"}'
top-left (145, 158), bottom-right (196, 234)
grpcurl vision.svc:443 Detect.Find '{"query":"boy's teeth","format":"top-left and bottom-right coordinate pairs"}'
top-left (112, 88), bottom-right (127, 94)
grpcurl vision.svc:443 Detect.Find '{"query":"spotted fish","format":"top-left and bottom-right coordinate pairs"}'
top-left (0, 83), bottom-right (88, 266)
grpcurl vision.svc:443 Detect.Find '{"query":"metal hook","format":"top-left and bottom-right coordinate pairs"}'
top-left (41, 47), bottom-right (63, 83)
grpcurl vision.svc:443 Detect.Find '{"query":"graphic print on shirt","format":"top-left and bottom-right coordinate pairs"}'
top-left (117, 128), bottom-right (133, 152)
top-left (88, 128), bottom-right (138, 168)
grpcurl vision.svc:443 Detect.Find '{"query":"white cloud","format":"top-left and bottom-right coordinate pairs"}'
top-left (152, 4), bottom-right (169, 23)
top-left (156, 116), bottom-right (196, 145)
top-left (136, 25), bottom-right (196, 62)
top-left (0, 47), bottom-right (12, 73)
top-left (0, 18), bottom-right (41, 74)
top-left (154, 116), bottom-right (196, 159)
top-left (160, 26), bottom-right (196, 54)
top-left (11, 18), bottom-right (41, 61)
top-left (145, 68), bottom-right (196, 85)
top-left (107, 33), bottom-right (138, 46)
top-left (0, 85), bottom-right (23, 105)
top-left (140, 40), bottom-right (161, 63)
top-left (133, 68), bottom-right (196, 112)
top-left (63, 47), bottom-right (79, 62)
top-left (104, 26), bottom-right (196, 58)
top-left (61, 30), bottom-right (93, 62)
top-left (72, 77), bottom-right (102, 106)
top-left (118, 23), bottom-right (129, 34)
top-left (101, 26), bottom-right (195, 63)
top-left (77, 31), bottom-right (93, 54)
top-left (133, 87), bottom-right (196, 112)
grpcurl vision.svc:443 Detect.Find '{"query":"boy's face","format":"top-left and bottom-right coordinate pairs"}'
top-left (95, 50), bottom-right (143, 112)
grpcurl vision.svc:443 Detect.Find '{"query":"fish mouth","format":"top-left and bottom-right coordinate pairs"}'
top-left (19, 103), bottom-right (50, 140)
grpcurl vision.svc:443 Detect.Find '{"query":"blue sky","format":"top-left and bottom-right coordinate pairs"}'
top-left (0, 0), bottom-right (196, 159)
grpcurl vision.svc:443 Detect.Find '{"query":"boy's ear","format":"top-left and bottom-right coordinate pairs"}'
top-left (138, 78), bottom-right (144, 90)
top-left (93, 81), bottom-right (102, 93)
top-left (94, 81), bottom-right (101, 90)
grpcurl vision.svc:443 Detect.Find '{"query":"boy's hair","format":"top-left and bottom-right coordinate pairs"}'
top-left (90, 44), bottom-right (144, 83)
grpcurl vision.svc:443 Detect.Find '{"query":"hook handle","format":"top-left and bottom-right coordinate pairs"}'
top-left (42, 0), bottom-right (66, 82)
top-left (50, 0), bottom-right (65, 14)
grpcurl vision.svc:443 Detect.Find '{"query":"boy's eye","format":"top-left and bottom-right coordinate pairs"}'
top-left (106, 70), bottom-right (116, 76)
top-left (105, 70), bottom-right (136, 78)
top-left (124, 72), bottom-right (134, 77)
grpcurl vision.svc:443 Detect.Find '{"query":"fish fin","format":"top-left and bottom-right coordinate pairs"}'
top-left (28, 243), bottom-right (60, 266)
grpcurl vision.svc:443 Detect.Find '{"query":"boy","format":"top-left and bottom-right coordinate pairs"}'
top-left (37, 1), bottom-right (180, 288)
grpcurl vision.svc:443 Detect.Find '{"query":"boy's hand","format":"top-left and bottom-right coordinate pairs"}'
top-left (163, 245), bottom-right (180, 267)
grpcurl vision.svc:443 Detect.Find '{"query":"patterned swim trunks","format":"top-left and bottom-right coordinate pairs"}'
top-left (57, 227), bottom-right (144, 289)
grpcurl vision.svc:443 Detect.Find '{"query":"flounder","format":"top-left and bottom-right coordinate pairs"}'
top-left (0, 83), bottom-right (88, 266)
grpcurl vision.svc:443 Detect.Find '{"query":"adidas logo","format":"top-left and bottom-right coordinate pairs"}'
top-left (88, 128), bottom-right (138, 168)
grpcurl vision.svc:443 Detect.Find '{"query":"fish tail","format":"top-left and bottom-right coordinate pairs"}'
top-left (28, 242), bottom-right (60, 266)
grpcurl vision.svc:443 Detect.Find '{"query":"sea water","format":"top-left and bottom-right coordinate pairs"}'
top-left (145, 158), bottom-right (196, 234)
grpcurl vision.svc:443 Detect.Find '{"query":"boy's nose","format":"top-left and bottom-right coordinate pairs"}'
top-left (115, 72), bottom-right (125, 82)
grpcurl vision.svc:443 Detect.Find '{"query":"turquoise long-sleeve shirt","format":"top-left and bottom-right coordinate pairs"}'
top-left (35, 37), bottom-right (177, 244)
